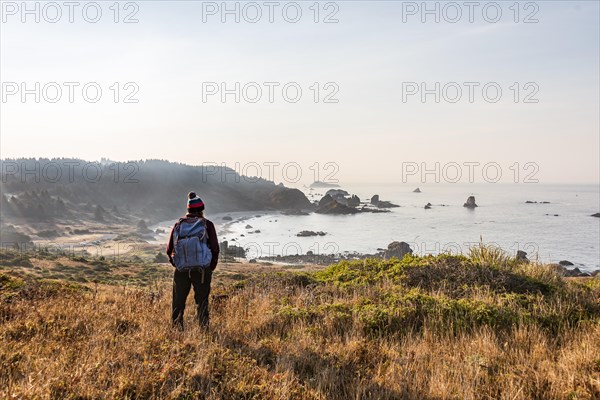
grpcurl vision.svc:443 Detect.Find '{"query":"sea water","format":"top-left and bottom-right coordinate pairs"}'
top-left (154, 184), bottom-right (600, 272)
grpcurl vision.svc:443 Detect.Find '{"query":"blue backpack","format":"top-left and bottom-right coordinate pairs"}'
top-left (172, 217), bottom-right (213, 272)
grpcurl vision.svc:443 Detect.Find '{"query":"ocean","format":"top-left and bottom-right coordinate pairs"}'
top-left (153, 184), bottom-right (600, 272)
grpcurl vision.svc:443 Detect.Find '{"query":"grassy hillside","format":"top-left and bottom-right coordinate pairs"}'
top-left (1, 246), bottom-right (599, 399)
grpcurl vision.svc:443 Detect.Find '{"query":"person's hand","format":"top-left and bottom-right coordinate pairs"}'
top-left (168, 256), bottom-right (175, 267)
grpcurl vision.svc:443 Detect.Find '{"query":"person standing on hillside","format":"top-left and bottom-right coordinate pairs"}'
top-left (166, 192), bottom-right (219, 330)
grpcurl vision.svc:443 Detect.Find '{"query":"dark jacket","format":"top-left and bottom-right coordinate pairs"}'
top-left (166, 214), bottom-right (220, 270)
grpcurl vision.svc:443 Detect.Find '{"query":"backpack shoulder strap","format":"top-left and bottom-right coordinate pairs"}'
top-left (199, 218), bottom-right (208, 242)
top-left (172, 221), bottom-right (181, 243)
top-left (173, 217), bottom-right (190, 241)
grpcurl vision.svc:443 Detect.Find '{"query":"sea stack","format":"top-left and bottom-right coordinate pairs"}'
top-left (463, 196), bottom-right (478, 208)
top-left (316, 194), bottom-right (359, 215)
top-left (384, 241), bottom-right (413, 260)
top-left (516, 250), bottom-right (529, 263)
top-left (347, 195), bottom-right (361, 207)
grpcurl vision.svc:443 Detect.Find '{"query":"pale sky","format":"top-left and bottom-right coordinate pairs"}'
top-left (1, 1), bottom-right (599, 184)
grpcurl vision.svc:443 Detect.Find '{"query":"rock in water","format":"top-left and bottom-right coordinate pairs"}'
top-left (296, 230), bottom-right (327, 237)
top-left (281, 209), bottom-right (310, 216)
top-left (559, 260), bottom-right (574, 266)
top-left (413, 188), bottom-right (421, 193)
top-left (318, 194), bottom-right (335, 207)
top-left (591, 213), bottom-right (600, 218)
top-left (325, 189), bottom-right (349, 198)
top-left (370, 194), bottom-right (399, 208)
top-left (550, 264), bottom-right (590, 277)
top-left (516, 250), bottom-right (529, 263)
top-left (463, 196), bottom-right (478, 208)
top-left (384, 241), bottom-right (413, 260)
top-left (424, 203), bottom-right (432, 209)
top-left (562, 267), bottom-right (589, 277)
top-left (347, 195), bottom-right (361, 207)
top-left (376, 200), bottom-right (399, 208)
top-left (316, 194), bottom-right (359, 215)
top-left (268, 187), bottom-right (313, 210)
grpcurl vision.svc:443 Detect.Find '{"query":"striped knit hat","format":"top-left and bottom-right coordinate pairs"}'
top-left (187, 191), bottom-right (205, 212)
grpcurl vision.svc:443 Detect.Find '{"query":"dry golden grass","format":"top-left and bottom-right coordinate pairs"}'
top-left (1, 250), bottom-right (599, 399)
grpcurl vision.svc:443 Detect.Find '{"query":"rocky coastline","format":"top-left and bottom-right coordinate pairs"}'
top-left (252, 242), bottom-right (599, 277)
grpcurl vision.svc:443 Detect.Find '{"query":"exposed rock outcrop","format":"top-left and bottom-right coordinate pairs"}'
top-left (296, 230), bottom-right (327, 237)
top-left (370, 194), bottom-right (399, 208)
top-left (516, 250), bottom-right (529, 263)
top-left (346, 195), bottom-right (361, 207)
top-left (315, 195), bottom-right (359, 215)
top-left (463, 196), bottom-right (478, 208)
top-left (376, 200), bottom-right (399, 208)
top-left (220, 240), bottom-right (246, 258)
top-left (384, 241), bottom-right (413, 260)
top-left (550, 264), bottom-right (596, 277)
top-left (360, 207), bottom-right (391, 213)
top-left (319, 189), bottom-right (361, 208)
top-left (268, 187), bottom-right (313, 211)
top-left (281, 209), bottom-right (310, 216)
top-left (326, 189), bottom-right (349, 198)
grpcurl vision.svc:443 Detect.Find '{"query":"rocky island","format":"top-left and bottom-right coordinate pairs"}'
top-left (463, 196), bottom-right (478, 208)
top-left (370, 195), bottom-right (399, 209)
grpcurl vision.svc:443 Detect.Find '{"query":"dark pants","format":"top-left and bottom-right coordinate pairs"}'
top-left (172, 268), bottom-right (212, 329)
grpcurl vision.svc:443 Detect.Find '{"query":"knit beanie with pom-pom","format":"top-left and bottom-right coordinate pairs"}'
top-left (187, 191), bottom-right (205, 212)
